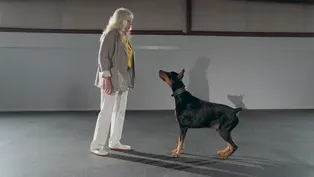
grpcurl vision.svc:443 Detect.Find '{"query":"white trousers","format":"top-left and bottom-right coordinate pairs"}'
top-left (90, 89), bottom-right (128, 150)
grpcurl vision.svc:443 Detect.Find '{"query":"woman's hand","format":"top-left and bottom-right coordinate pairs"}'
top-left (103, 77), bottom-right (114, 95)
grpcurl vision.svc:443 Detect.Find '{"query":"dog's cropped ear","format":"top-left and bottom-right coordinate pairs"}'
top-left (177, 68), bottom-right (185, 80)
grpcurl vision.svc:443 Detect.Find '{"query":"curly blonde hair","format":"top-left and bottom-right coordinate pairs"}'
top-left (100, 7), bottom-right (134, 41)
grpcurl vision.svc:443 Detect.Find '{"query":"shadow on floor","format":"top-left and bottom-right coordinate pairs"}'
top-left (106, 150), bottom-right (300, 177)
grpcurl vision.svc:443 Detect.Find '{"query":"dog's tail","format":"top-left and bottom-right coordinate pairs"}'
top-left (233, 107), bottom-right (243, 115)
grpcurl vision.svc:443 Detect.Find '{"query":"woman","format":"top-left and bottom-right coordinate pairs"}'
top-left (90, 7), bottom-right (135, 156)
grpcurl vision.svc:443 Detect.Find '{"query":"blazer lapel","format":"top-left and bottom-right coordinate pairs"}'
top-left (119, 35), bottom-right (128, 56)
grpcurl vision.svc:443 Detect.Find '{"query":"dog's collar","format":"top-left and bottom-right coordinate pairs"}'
top-left (171, 87), bottom-right (187, 97)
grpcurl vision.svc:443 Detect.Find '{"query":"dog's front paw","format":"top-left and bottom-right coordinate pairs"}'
top-left (216, 150), bottom-right (222, 155)
top-left (171, 148), bottom-right (182, 157)
top-left (172, 153), bottom-right (181, 157)
top-left (216, 146), bottom-right (230, 156)
top-left (217, 150), bottom-right (231, 160)
top-left (219, 154), bottom-right (229, 160)
top-left (172, 151), bottom-right (181, 157)
top-left (217, 149), bottom-right (229, 159)
top-left (171, 148), bottom-right (177, 155)
top-left (216, 150), bottom-right (228, 156)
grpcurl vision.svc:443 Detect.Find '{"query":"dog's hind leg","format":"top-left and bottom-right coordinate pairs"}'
top-left (172, 127), bottom-right (188, 157)
top-left (218, 131), bottom-right (238, 159)
top-left (217, 115), bottom-right (239, 159)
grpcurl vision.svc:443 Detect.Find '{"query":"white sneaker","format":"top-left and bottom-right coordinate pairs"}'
top-left (109, 142), bottom-right (132, 151)
top-left (90, 149), bottom-right (109, 156)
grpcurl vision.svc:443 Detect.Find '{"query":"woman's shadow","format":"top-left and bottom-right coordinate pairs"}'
top-left (187, 57), bottom-right (211, 102)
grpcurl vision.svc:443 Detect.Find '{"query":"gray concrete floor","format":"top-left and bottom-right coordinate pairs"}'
top-left (0, 110), bottom-right (313, 177)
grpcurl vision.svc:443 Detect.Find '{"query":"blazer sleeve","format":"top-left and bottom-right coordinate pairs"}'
top-left (98, 30), bottom-right (117, 78)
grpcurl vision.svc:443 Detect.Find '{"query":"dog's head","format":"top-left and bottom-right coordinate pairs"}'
top-left (158, 69), bottom-right (185, 90)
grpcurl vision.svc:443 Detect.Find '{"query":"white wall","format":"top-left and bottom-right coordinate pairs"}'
top-left (0, 32), bottom-right (314, 111)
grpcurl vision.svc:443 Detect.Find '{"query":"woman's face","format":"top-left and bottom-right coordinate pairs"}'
top-left (125, 19), bottom-right (133, 32)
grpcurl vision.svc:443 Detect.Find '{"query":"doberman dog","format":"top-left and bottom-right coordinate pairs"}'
top-left (158, 68), bottom-right (242, 159)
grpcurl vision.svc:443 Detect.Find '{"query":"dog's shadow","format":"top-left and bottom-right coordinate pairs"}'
top-left (227, 94), bottom-right (247, 110)
top-left (106, 150), bottom-right (298, 177)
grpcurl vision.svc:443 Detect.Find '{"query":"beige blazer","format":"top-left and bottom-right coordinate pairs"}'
top-left (94, 29), bottom-right (135, 91)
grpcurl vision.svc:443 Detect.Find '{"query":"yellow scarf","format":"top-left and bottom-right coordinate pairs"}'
top-left (122, 37), bottom-right (134, 68)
